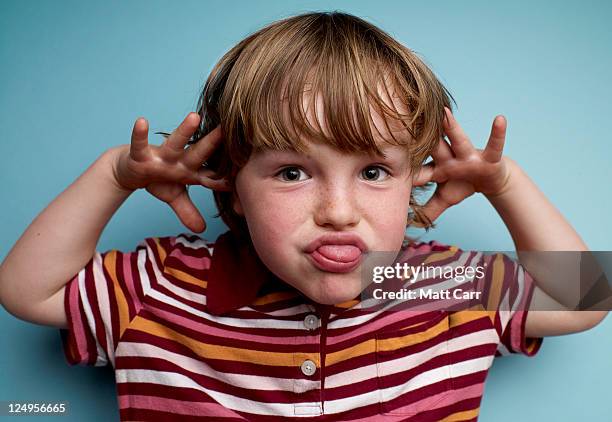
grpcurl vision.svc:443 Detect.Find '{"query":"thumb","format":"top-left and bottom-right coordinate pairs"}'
top-left (168, 190), bottom-right (207, 233)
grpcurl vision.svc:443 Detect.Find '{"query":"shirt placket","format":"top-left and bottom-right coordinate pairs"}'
top-left (292, 304), bottom-right (328, 416)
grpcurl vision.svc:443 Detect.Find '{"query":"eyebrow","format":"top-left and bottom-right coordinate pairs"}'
top-left (261, 150), bottom-right (412, 172)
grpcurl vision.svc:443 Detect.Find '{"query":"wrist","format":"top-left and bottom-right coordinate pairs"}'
top-left (104, 145), bottom-right (136, 195)
top-left (484, 156), bottom-right (519, 200)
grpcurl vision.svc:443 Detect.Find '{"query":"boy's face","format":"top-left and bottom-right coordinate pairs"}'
top-left (232, 89), bottom-right (415, 305)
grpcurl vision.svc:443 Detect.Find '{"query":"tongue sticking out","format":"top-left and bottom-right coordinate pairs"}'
top-left (316, 245), bottom-right (361, 263)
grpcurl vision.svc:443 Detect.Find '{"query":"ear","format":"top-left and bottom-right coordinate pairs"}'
top-left (232, 191), bottom-right (244, 216)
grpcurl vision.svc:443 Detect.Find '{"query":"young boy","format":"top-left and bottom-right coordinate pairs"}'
top-left (0, 11), bottom-right (607, 421)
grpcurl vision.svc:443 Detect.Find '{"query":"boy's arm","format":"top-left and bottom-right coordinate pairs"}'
top-left (0, 146), bottom-right (133, 328)
top-left (0, 115), bottom-right (226, 330)
top-left (485, 158), bottom-right (609, 337)
top-left (416, 108), bottom-right (608, 338)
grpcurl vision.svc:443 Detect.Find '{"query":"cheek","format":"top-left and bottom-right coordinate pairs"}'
top-left (238, 188), bottom-right (313, 285)
top-left (367, 187), bottom-right (412, 249)
top-left (238, 186), bottom-right (309, 252)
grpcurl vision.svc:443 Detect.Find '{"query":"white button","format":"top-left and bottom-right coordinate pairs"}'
top-left (303, 314), bottom-right (319, 330)
top-left (301, 359), bottom-right (316, 376)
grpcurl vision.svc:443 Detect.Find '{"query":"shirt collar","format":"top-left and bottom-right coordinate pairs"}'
top-left (205, 230), bottom-right (360, 317)
top-left (205, 230), bottom-right (278, 315)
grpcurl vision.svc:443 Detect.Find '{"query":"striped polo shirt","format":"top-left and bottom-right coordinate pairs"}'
top-left (60, 230), bottom-right (543, 421)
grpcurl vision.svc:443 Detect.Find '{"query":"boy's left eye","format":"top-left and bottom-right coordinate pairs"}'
top-left (275, 167), bottom-right (309, 182)
top-left (360, 165), bottom-right (390, 182)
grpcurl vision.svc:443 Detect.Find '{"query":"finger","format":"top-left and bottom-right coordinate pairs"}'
top-left (413, 162), bottom-right (436, 186)
top-left (430, 137), bottom-right (454, 162)
top-left (443, 107), bottom-right (475, 159)
top-left (168, 190), bottom-right (207, 233)
top-left (482, 115), bottom-right (507, 163)
top-left (414, 160), bottom-right (451, 186)
top-left (164, 113), bottom-right (201, 152)
top-left (130, 117), bottom-right (150, 161)
top-left (198, 168), bottom-right (233, 191)
top-left (184, 125), bottom-right (225, 169)
top-left (413, 163), bottom-right (434, 186)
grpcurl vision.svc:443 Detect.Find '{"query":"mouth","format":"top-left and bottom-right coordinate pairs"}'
top-left (307, 245), bottom-right (363, 273)
top-left (304, 232), bottom-right (367, 274)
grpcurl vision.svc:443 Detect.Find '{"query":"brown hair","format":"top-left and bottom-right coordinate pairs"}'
top-left (181, 11), bottom-right (454, 242)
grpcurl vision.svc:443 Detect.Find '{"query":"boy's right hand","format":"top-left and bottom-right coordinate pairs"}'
top-left (112, 113), bottom-right (231, 233)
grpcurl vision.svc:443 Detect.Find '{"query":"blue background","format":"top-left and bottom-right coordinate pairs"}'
top-left (1, 0), bottom-right (610, 420)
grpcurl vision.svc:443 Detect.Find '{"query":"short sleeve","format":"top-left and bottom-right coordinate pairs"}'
top-left (480, 252), bottom-right (543, 357)
top-left (59, 236), bottom-right (173, 367)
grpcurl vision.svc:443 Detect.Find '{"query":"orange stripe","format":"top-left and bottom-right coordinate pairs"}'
top-left (487, 254), bottom-right (505, 311)
top-left (131, 316), bottom-right (318, 366)
top-left (439, 408), bottom-right (480, 421)
top-left (376, 317), bottom-right (449, 352)
top-left (104, 251), bottom-right (129, 337)
top-left (153, 238), bottom-right (168, 262)
top-left (450, 309), bottom-right (495, 328)
top-left (326, 316), bottom-right (451, 366)
top-left (326, 339), bottom-right (376, 366)
top-left (526, 337), bottom-right (540, 353)
top-left (164, 266), bottom-right (208, 288)
top-left (334, 299), bottom-right (360, 309)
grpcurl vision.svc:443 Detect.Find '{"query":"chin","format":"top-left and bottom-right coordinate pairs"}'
top-left (302, 276), bottom-right (365, 305)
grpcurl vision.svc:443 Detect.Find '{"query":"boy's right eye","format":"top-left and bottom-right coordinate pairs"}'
top-left (275, 166), bottom-right (310, 182)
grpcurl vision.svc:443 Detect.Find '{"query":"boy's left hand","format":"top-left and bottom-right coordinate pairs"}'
top-left (413, 107), bottom-right (512, 223)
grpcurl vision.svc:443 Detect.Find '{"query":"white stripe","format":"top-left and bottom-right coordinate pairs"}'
top-left (513, 264), bottom-right (526, 312)
top-left (376, 338), bottom-right (447, 379)
top-left (449, 356), bottom-right (494, 377)
top-left (115, 369), bottom-right (318, 417)
top-left (324, 389), bottom-right (380, 414)
top-left (497, 256), bottom-right (525, 337)
top-left (327, 360), bottom-right (492, 415)
top-left (265, 304), bottom-right (316, 317)
top-left (447, 327), bottom-right (499, 353)
top-left (77, 260), bottom-right (108, 366)
top-left (92, 252), bottom-right (115, 367)
top-left (174, 234), bottom-right (214, 254)
top-left (372, 356), bottom-right (492, 412)
top-left (142, 241), bottom-right (203, 303)
top-left (496, 341), bottom-right (510, 356)
top-left (137, 248), bottom-right (152, 297)
top-left (326, 328), bottom-right (496, 389)
top-left (137, 240), bottom-right (315, 328)
top-left (499, 292), bottom-right (511, 333)
top-left (116, 342), bottom-right (319, 392)
top-left (147, 288), bottom-right (305, 329)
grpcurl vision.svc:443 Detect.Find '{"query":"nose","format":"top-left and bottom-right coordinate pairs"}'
top-left (313, 181), bottom-right (360, 229)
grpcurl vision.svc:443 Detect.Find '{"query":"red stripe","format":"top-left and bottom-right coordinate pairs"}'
top-left (117, 251), bottom-right (138, 328)
top-left (107, 253), bottom-right (120, 354)
top-left (86, 254), bottom-right (109, 361)
top-left (117, 357), bottom-right (320, 404)
top-left (135, 311), bottom-right (321, 353)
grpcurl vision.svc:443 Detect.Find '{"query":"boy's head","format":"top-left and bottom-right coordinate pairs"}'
top-left (191, 11), bottom-right (453, 304)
